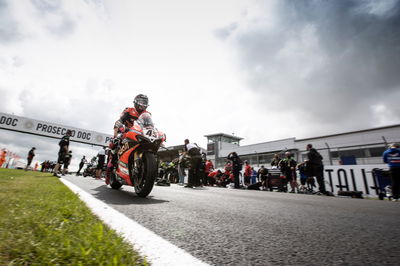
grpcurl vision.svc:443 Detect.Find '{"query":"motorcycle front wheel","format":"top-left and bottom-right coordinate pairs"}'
top-left (132, 152), bottom-right (157, 197)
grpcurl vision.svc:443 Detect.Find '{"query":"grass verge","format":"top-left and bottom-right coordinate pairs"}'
top-left (0, 169), bottom-right (148, 265)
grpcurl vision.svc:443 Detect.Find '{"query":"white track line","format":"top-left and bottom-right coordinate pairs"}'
top-left (60, 178), bottom-right (209, 266)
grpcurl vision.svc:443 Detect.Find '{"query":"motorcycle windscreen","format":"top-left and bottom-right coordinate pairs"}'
top-left (137, 112), bottom-right (154, 128)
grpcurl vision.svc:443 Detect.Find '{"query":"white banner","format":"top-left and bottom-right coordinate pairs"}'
top-left (324, 164), bottom-right (389, 197)
top-left (0, 112), bottom-right (113, 146)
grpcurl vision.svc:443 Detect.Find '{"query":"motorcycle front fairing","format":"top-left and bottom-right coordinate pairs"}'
top-left (116, 112), bottom-right (162, 185)
top-left (131, 113), bottom-right (164, 153)
top-left (116, 138), bottom-right (139, 186)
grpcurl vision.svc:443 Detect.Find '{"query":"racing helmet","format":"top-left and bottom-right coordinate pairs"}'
top-left (134, 94), bottom-right (149, 113)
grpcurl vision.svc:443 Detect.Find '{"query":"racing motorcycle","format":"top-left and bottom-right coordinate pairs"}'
top-left (108, 112), bottom-right (166, 197)
top-left (82, 162), bottom-right (96, 177)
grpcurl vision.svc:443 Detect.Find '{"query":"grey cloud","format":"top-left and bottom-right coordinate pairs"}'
top-left (31, 0), bottom-right (62, 13)
top-left (0, 0), bottom-right (22, 43)
top-left (219, 0), bottom-right (400, 133)
top-left (0, 0), bottom-right (76, 43)
top-left (45, 14), bottom-right (76, 37)
top-left (84, 0), bottom-right (105, 9)
top-left (287, 0), bottom-right (400, 90)
top-left (214, 22), bottom-right (239, 40)
top-left (16, 78), bottom-right (120, 135)
top-left (31, 0), bottom-right (76, 38)
top-left (12, 56), bottom-right (24, 67)
top-left (0, 55), bottom-right (25, 69)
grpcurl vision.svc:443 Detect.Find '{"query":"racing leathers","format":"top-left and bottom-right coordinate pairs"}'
top-left (113, 107), bottom-right (147, 137)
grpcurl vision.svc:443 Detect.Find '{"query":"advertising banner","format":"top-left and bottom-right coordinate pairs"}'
top-left (324, 164), bottom-right (388, 197)
top-left (0, 112), bottom-right (113, 147)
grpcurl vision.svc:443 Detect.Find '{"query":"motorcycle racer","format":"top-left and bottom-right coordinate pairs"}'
top-left (113, 94), bottom-right (150, 137)
top-left (106, 94), bottom-right (150, 184)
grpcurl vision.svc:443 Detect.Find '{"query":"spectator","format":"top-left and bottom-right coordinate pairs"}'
top-left (306, 144), bottom-right (326, 195)
top-left (49, 161), bottom-right (56, 172)
top-left (159, 161), bottom-right (167, 179)
top-left (208, 170), bottom-right (222, 186)
top-left (307, 175), bottom-right (316, 192)
top-left (271, 153), bottom-right (281, 168)
top-left (279, 152), bottom-right (298, 193)
top-left (216, 170), bottom-right (231, 187)
top-left (204, 159), bottom-right (214, 184)
top-left (41, 161), bottom-right (47, 172)
top-left (62, 150), bottom-right (73, 176)
top-left (383, 143), bottom-right (400, 202)
top-left (45, 161), bottom-right (52, 172)
top-left (297, 160), bottom-right (313, 191)
top-left (297, 161), bottom-right (308, 192)
top-left (53, 130), bottom-right (72, 177)
top-left (177, 151), bottom-right (187, 185)
top-left (244, 160), bottom-right (252, 186)
top-left (227, 152), bottom-right (242, 189)
top-left (0, 149), bottom-right (6, 168)
top-left (224, 161), bottom-right (232, 174)
top-left (183, 139), bottom-right (202, 188)
top-left (25, 147), bottom-right (36, 171)
top-left (199, 154), bottom-right (207, 186)
top-left (90, 156), bottom-right (97, 165)
top-left (166, 160), bottom-right (179, 183)
top-left (96, 147), bottom-right (106, 179)
top-left (257, 165), bottom-right (268, 190)
top-left (76, 156), bottom-right (87, 176)
top-left (251, 167), bottom-right (258, 184)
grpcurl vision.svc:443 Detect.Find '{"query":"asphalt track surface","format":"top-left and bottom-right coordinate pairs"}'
top-left (63, 175), bottom-right (400, 266)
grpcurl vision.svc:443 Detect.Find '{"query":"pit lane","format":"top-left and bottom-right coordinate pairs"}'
top-left (63, 175), bottom-right (400, 266)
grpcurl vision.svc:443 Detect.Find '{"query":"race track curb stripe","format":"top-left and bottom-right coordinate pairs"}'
top-left (60, 178), bottom-right (209, 266)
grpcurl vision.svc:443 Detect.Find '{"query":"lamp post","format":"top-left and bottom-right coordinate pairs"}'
top-left (325, 142), bottom-right (333, 165)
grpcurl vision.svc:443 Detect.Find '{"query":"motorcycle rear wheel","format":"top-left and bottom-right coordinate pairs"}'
top-left (132, 152), bottom-right (157, 198)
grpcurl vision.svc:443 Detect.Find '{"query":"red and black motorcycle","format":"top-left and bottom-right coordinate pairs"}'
top-left (108, 112), bottom-right (166, 197)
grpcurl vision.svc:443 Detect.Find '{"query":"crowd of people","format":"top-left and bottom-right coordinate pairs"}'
top-left (241, 146), bottom-right (324, 194)
top-left (160, 140), bottom-right (331, 196)
top-left (37, 149), bottom-right (104, 178)
top-left (40, 160), bottom-right (56, 172)
top-left (169, 141), bottom-right (398, 200)
top-left (0, 148), bottom-right (21, 169)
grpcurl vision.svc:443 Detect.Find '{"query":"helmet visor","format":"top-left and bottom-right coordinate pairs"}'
top-left (135, 97), bottom-right (148, 107)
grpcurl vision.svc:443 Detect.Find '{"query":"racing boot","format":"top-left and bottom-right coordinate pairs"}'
top-left (105, 151), bottom-right (118, 185)
top-left (105, 141), bottom-right (117, 185)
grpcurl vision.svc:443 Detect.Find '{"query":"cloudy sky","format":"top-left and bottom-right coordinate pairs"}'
top-left (1, 0), bottom-right (399, 168)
